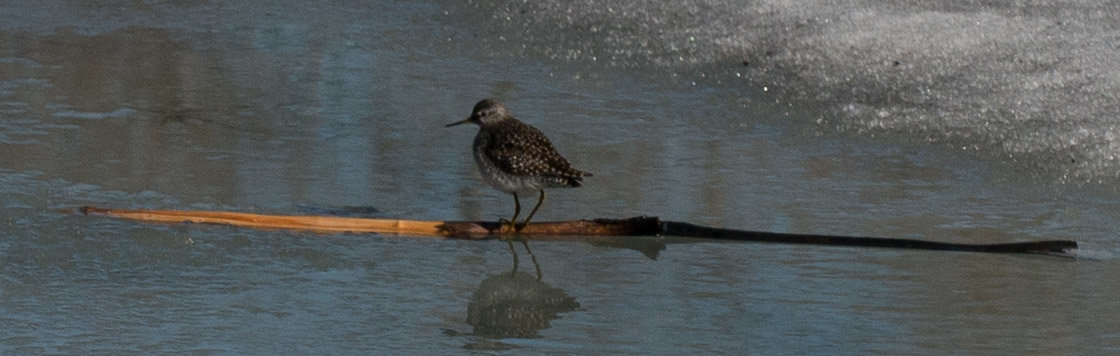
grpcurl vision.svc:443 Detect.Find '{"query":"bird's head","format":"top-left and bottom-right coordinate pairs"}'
top-left (446, 99), bottom-right (509, 127)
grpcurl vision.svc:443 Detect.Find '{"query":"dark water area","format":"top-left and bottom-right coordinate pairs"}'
top-left (2, 1), bottom-right (1119, 354)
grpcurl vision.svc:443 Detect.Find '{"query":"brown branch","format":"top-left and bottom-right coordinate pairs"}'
top-left (75, 206), bottom-right (658, 238)
top-left (72, 206), bottom-right (1077, 258)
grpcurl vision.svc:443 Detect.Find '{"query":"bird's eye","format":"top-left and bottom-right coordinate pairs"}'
top-left (479, 112), bottom-right (487, 117)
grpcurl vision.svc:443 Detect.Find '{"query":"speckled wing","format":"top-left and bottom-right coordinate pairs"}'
top-left (484, 119), bottom-right (591, 187)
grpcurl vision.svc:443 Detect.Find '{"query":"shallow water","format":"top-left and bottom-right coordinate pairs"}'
top-left (2, 1), bottom-right (1119, 354)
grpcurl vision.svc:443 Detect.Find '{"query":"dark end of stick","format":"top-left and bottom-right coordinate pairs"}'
top-left (659, 221), bottom-right (1078, 258)
top-left (978, 240), bottom-right (1078, 258)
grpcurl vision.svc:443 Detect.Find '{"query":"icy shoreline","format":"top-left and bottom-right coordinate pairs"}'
top-left (465, 0), bottom-right (1120, 185)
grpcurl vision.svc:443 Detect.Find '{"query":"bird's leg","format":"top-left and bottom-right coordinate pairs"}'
top-left (516, 189), bottom-right (546, 232)
top-left (499, 192), bottom-right (521, 236)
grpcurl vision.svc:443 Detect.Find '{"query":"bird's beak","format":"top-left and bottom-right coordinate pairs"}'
top-left (445, 117), bottom-right (471, 127)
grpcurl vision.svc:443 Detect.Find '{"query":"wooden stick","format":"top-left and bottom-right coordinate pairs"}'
top-left (660, 221), bottom-right (1078, 257)
top-left (75, 206), bottom-right (658, 238)
top-left (73, 206), bottom-right (1077, 258)
top-left (79, 206), bottom-right (457, 236)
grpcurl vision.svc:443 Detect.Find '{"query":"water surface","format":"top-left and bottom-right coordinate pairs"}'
top-left (2, 1), bottom-right (1119, 354)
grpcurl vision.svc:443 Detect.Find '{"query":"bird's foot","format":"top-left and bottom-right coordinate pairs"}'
top-left (497, 218), bottom-right (518, 237)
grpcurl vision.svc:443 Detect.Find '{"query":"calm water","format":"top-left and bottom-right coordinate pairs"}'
top-left (2, 1), bottom-right (1120, 354)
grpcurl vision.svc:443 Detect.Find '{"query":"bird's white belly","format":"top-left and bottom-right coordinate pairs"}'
top-left (473, 150), bottom-right (543, 194)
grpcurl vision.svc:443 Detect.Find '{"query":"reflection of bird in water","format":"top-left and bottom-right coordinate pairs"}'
top-left (459, 239), bottom-right (579, 341)
top-left (466, 271), bottom-right (580, 339)
top-left (508, 239), bottom-right (542, 280)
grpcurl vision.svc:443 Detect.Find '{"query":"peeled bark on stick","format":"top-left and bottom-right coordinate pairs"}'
top-left (74, 206), bottom-right (1077, 258)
